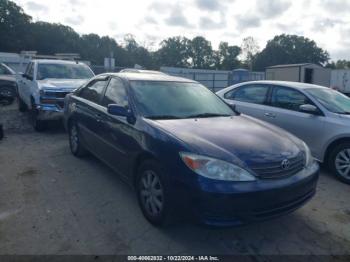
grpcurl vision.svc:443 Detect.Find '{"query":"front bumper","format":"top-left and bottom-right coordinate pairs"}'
top-left (190, 162), bottom-right (319, 226)
top-left (36, 104), bottom-right (64, 121)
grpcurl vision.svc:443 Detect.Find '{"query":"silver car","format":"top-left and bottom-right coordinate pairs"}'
top-left (217, 81), bottom-right (350, 184)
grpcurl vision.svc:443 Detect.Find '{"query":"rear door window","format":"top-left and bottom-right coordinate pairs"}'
top-left (78, 77), bottom-right (109, 104)
top-left (229, 85), bottom-right (269, 105)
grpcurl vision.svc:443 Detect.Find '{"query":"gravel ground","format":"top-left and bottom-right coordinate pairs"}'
top-left (0, 102), bottom-right (350, 256)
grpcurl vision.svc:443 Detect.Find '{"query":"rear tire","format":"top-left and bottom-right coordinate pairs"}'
top-left (136, 160), bottom-right (174, 226)
top-left (328, 143), bottom-right (350, 185)
top-left (69, 121), bottom-right (88, 157)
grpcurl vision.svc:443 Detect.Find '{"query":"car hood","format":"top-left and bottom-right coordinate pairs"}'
top-left (0, 75), bottom-right (16, 82)
top-left (38, 79), bottom-right (88, 91)
top-left (147, 115), bottom-right (303, 168)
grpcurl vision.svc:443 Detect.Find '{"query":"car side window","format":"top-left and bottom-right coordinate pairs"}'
top-left (28, 63), bottom-right (34, 78)
top-left (25, 63), bottom-right (33, 76)
top-left (101, 77), bottom-right (128, 107)
top-left (224, 89), bottom-right (237, 100)
top-left (78, 78), bottom-right (109, 104)
top-left (231, 85), bottom-right (269, 105)
top-left (271, 87), bottom-right (311, 112)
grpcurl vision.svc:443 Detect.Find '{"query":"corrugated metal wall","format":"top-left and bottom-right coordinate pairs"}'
top-left (160, 67), bottom-right (265, 92)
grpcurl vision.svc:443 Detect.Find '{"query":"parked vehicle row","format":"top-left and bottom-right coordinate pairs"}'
top-left (16, 60), bottom-right (350, 226)
top-left (217, 81), bottom-right (350, 184)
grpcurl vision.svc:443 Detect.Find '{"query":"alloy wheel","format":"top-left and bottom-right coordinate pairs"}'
top-left (335, 149), bottom-right (350, 179)
top-left (139, 170), bottom-right (164, 217)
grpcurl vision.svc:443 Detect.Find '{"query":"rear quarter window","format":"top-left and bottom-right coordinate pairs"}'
top-left (228, 85), bottom-right (269, 105)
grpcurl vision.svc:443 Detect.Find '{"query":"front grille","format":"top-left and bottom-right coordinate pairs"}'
top-left (56, 101), bottom-right (65, 109)
top-left (251, 153), bottom-right (305, 179)
top-left (252, 189), bottom-right (315, 219)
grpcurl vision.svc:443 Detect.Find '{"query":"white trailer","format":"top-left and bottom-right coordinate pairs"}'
top-left (266, 63), bottom-right (331, 87)
top-left (331, 70), bottom-right (350, 95)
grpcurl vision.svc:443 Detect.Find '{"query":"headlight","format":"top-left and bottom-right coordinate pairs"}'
top-left (180, 152), bottom-right (256, 181)
top-left (302, 142), bottom-right (313, 167)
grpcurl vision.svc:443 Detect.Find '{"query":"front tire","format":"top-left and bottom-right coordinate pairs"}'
top-left (30, 103), bottom-right (46, 132)
top-left (136, 160), bottom-right (173, 226)
top-left (329, 143), bottom-right (350, 184)
top-left (18, 97), bottom-right (28, 112)
top-left (69, 121), bottom-right (88, 157)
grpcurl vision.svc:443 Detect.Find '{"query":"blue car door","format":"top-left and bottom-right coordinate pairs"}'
top-left (73, 76), bottom-right (110, 155)
top-left (98, 77), bottom-right (140, 178)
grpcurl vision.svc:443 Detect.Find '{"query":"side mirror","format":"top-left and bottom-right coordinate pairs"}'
top-left (227, 103), bottom-right (241, 115)
top-left (107, 104), bottom-right (136, 124)
top-left (23, 74), bottom-right (33, 80)
top-left (107, 104), bottom-right (129, 117)
top-left (300, 104), bottom-right (318, 114)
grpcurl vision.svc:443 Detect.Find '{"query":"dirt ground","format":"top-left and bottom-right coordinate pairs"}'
top-left (0, 102), bottom-right (350, 256)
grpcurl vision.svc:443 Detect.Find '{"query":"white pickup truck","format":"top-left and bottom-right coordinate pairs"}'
top-left (17, 59), bottom-right (94, 131)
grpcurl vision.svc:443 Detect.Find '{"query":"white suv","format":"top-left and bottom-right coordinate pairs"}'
top-left (17, 60), bottom-right (94, 131)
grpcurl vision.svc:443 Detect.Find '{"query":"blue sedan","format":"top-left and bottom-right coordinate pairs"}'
top-left (64, 72), bottom-right (319, 226)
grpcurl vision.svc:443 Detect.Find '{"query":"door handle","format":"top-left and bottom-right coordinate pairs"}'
top-left (95, 114), bottom-right (103, 123)
top-left (264, 113), bottom-right (276, 118)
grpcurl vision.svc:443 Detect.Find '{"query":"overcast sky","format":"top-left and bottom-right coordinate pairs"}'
top-left (12, 0), bottom-right (350, 60)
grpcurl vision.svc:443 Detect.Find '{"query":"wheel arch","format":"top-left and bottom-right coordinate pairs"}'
top-left (132, 151), bottom-right (158, 188)
top-left (324, 137), bottom-right (350, 164)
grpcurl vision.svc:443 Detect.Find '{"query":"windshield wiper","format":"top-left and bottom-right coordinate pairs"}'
top-left (336, 112), bottom-right (350, 115)
top-left (185, 113), bottom-right (232, 119)
top-left (146, 115), bottom-right (183, 120)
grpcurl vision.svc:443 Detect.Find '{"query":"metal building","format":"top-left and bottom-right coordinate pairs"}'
top-left (160, 67), bottom-right (265, 92)
top-left (266, 63), bottom-right (331, 87)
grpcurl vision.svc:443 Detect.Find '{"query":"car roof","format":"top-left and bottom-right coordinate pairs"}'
top-left (231, 80), bottom-right (328, 90)
top-left (102, 72), bottom-right (197, 83)
top-left (120, 69), bottom-right (166, 75)
top-left (32, 59), bottom-right (86, 65)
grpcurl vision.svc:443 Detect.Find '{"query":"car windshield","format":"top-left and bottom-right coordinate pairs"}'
top-left (37, 63), bottom-right (94, 80)
top-left (306, 88), bottom-right (350, 114)
top-left (130, 81), bottom-right (234, 119)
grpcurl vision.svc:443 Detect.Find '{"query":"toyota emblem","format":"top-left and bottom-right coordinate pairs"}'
top-left (281, 159), bottom-right (290, 170)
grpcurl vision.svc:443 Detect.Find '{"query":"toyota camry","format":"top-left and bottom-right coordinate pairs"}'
top-left (64, 72), bottom-right (319, 226)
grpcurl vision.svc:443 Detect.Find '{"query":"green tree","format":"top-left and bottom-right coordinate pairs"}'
top-left (0, 0), bottom-right (32, 51)
top-left (215, 42), bottom-right (241, 70)
top-left (155, 36), bottom-right (191, 67)
top-left (188, 36), bottom-right (214, 69)
top-left (123, 35), bottom-right (157, 69)
top-left (326, 60), bottom-right (350, 69)
top-left (27, 22), bottom-right (80, 54)
top-left (79, 34), bottom-right (129, 66)
top-left (254, 34), bottom-right (330, 71)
